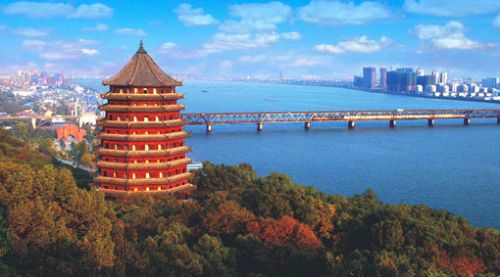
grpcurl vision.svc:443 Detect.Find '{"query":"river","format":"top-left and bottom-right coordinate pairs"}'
top-left (77, 79), bottom-right (500, 229)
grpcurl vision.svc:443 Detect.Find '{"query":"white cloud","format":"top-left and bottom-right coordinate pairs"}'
top-left (81, 48), bottom-right (100, 55)
top-left (157, 42), bottom-right (205, 59)
top-left (203, 32), bottom-right (281, 53)
top-left (3, 1), bottom-right (113, 19)
top-left (14, 28), bottom-right (49, 37)
top-left (69, 3), bottom-right (113, 18)
top-left (315, 36), bottom-right (392, 54)
top-left (292, 56), bottom-right (325, 67)
top-left (82, 23), bottom-right (109, 32)
top-left (238, 55), bottom-right (268, 63)
top-left (281, 31), bottom-right (301, 40)
top-left (174, 3), bottom-right (217, 26)
top-left (220, 1), bottom-right (291, 32)
top-left (159, 42), bottom-right (177, 51)
top-left (411, 21), bottom-right (495, 50)
top-left (404, 0), bottom-right (500, 17)
top-left (494, 15), bottom-right (500, 28)
top-left (115, 28), bottom-right (146, 36)
top-left (21, 40), bottom-right (46, 50)
top-left (22, 39), bottom-right (101, 61)
top-left (298, 0), bottom-right (391, 25)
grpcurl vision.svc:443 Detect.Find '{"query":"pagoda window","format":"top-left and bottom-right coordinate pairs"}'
top-left (119, 88), bottom-right (123, 93)
top-left (114, 144), bottom-right (118, 150)
top-left (143, 88), bottom-right (148, 94)
top-left (117, 116), bottom-right (121, 121)
top-left (146, 160), bottom-right (149, 164)
top-left (153, 88), bottom-right (157, 94)
top-left (146, 172), bottom-right (150, 179)
top-left (144, 116), bottom-right (149, 122)
top-left (133, 116), bottom-right (138, 122)
top-left (145, 131), bottom-right (149, 135)
top-left (132, 173), bottom-right (136, 179)
top-left (155, 116), bottom-right (159, 122)
top-left (145, 144), bottom-right (149, 150)
top-left (158, 144), bottom-right (162, 150)
top-left (132, 145), bottom-right (136, 151)
top-left (134, 88), bottom-right (138, 93)
top-left (113, 172), bottom-right (117, 177)
top-left (159, 172), bottom-right (163, 178)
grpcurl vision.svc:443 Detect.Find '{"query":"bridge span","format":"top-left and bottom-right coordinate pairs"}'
top-left (182, 109), bottom-right (500, 132)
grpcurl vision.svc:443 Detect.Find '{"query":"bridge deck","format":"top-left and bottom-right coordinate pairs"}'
top-left (182, 109), bottom-right (500, 125)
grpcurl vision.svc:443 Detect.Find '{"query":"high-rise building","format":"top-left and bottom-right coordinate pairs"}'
top-left (416, 68), bottom-right (425, 77)
top-left (363, 67), bottom-right (376, 89)
top-left (440, 72), bottom-right (448, 85)
top-left (96, 42), bottom-right (194, 197)
top-left (387, 68), bottom-right (417, 92)
top-left (380, 68), bottom-right (387, 89)
top-left (431, 71), bottom-right (440, 85)
top-left (482, 77), bottom-right (499, 89)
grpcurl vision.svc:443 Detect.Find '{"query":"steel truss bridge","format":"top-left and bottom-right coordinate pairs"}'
top-left (181, 109), bottom-right (500, 132)
top-left (1, 109), bottom-right (500, 132)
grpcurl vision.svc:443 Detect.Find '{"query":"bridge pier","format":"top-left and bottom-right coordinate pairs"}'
top-left (257, 122), bottom-right (263, 132)
top-left (348, 121), bottom-right (356, 129)
top-left (389, 120), bottom-right (397, 128)
top-left (31, 118), bottom-right (37, 129)
top-left (304, 121), bottom-right (311, 130)
top-left (464, 118), bottom-right (470, 126)
top-left (428, 119), bottom-right (435, 127)
top-left (206, 124), bottom-right (212, 133)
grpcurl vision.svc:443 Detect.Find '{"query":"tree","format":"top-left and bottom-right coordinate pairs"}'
top-left (193, 234), bottom-right (235, 277)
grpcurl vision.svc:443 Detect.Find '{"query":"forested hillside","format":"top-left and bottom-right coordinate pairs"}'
top-left (0, 128), bottom-right (498, 276)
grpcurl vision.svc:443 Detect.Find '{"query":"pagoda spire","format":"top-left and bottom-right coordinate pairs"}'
top-left (136, 40), bottom-right (147, 54)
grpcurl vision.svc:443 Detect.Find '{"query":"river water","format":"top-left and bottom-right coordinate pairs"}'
top-left (78, 79), bottom-right (500, 229)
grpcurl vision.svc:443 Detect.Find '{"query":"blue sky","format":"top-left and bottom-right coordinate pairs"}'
top-left (0, 0), bottom-right (499, 79)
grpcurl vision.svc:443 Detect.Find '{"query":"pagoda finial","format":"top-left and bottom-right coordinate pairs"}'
top-left (136, 40), bottom-right (147, 54)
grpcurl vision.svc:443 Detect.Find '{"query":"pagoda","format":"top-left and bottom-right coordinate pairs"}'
top-left (96, 41), bottom-right (195, 197)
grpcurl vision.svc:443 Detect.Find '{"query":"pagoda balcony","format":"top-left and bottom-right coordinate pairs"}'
top-left (97, 183), bottom-right (196, 197)
top-left (100, 119), bottom-right (186, 128)
top-left (98, 158), bottom-right (191, 170)
top-left (101, 93), bottom-right (184, 101)
top-left (98, 131), bottom-right (190, 141)
top-left (96, 172), bottom-right (192, 186)
top-left (98, 146), bottom-right (191, 157)
top-left (100, 104), bottom-right (185, 113)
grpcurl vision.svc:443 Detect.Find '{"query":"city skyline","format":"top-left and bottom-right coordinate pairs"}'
top-left (1, 0), bottom-right (500, 79)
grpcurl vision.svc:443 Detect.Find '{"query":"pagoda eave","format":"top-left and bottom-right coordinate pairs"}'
top-left (96, 172), bottom-right (192, 186)
top-left (99, 119), bottom-right (187, 128)
top-left (101, 93), bottom-right (184, 101)
top-left (97, 183), bottom-right (196, 198)
top-left (98, 158), bottom-right (191, 170)
top-left (99, 131), bottom-right (190, 141)
top-left (98, 146), bottom-right (191, 158)
top-left (100, 104), bottom-right (185, 113)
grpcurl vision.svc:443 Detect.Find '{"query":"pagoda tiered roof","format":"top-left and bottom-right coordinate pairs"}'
top-left (103, 41), bottom-right (182, 87)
